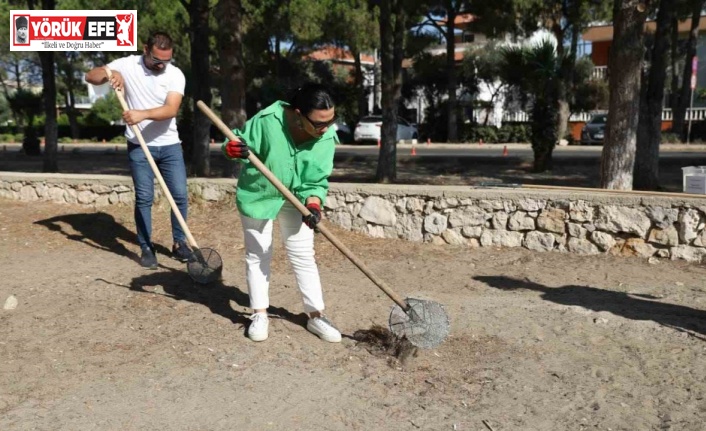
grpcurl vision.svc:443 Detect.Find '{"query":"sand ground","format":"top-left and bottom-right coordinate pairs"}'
top-left (1, 198), bottom-right (706, 430)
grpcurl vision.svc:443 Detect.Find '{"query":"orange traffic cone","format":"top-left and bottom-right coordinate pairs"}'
top-left (479, 138), bottom-right (483, 146)
top-left (426, 138), bottom-right (431, 146)
top-left (211, 138), bottom-right (215, 144)
top-left (102, 138), bottom-right (106, 144)
top-left (502, 145), bottom-right (508, 156)
top-left (411, 146), bottom-right (417, 156)
top-left (377, 138), bottom-right (381, 148)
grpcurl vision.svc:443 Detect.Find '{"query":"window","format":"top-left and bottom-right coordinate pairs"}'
top-left (462, 33), bottom-right (475, 43)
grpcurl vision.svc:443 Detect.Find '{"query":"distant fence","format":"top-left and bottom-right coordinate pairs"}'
top-left (592, 66), bottom-right (607, 80)
top-left (473, 108), bottom-right (706, 125)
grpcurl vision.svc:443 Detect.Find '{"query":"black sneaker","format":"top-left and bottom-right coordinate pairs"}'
top-left (172, 241), bottom-right (195, 262)
top-left (140, 246), bottom-right (158, 269)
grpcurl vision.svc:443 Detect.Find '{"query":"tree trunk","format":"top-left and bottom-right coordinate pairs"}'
top-left (556, 99), bottom-right (570, 144)
top-left (669, 15), bottom-right (679, 112)
top-left (533, 146), bottom-right (554, 172)
top-left (40, 0), bottom-right (57, 172)
top-left (66, 88), bottom-right (80, 139)
top-left (600, 0), bottom-right (649, 190)
top-left (373, 49), bottom-right (381, 113)
top-left (39, 56), bottom-right (58, 170)
top-left (13, 63), bottom-right (22, 92)
top-left (531, 92), bottom-right (558, 173)
top-left (556, 27), bottom-right (579, 146)
top-left (217, 0), bottom-right (247, 178)
top-left (61, 54), bottom-right (81, 139)
top-left (189, 0), bottom-right (212, 177)
top-left (352, 47), bottom-right (367, 118)
top-left (0, 79), bottom-right (19, 126)
top-left (445, 3), bottom-right (458, 142)
top-left (634, 0), bottom-right (673, 190)
top-left (672, 1), bottom-right (703, 140)
top-left (376, 0), bottom-right (406, 183)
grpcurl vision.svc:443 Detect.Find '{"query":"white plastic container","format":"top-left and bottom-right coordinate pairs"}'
top-left (682, 166), bottom-right (706, 194)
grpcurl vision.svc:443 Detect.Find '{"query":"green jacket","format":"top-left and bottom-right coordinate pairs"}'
top-left (222, 101), bottom-right (338, 219)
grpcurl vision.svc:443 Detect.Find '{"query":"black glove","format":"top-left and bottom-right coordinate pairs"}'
top-left (302, 202), bottom-right (322, 229)
top-left (223, 137), bottom-right (250, 159)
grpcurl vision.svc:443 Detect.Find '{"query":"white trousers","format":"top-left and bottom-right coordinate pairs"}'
top-left (240, 202), bottom-right (325, 314)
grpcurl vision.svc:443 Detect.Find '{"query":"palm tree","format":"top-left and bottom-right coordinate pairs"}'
top-left (499, 38), bottom-right (562, 173)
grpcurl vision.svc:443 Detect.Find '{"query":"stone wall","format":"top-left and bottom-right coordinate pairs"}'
top-left (324, 184), bottom-right (706, 263)
top-left (0, 172), bottom-right (235, 206)
top-left (2, 172), bottom-right (706, 263)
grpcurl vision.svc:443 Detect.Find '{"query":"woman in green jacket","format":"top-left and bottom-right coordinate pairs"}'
top-left (223, 83), bottom-right (341, 343)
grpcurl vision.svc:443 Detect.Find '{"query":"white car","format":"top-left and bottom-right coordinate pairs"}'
top-left (353, 115), bottom-right (419, 144)
top-left (332, 120), bottom-right (352, 143)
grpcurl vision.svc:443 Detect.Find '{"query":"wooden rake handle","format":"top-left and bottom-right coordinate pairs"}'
top-left (196, 100), bottom-right (409, 310)
top-left (106, 67), bottom-right (200, 250)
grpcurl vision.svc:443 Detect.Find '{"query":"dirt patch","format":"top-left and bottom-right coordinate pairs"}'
top-left (1, 199), bottom-right (706, 430)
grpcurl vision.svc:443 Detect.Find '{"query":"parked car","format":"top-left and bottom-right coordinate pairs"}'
top-left (580, 114), bottom-right (607, 145)
top-left (332, 119), bottom-right (352, 143)
top-left (353, 115), bottom-right (419, 144)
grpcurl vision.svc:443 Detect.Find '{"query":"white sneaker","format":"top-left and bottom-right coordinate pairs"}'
top-left (248, 313), bottom-right (269, 342)
top-left (307, 316), bottom-right (342, 343)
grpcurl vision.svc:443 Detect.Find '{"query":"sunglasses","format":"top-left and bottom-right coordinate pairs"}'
top-left (303, 114), bottom-right (337, 131)
top-left (148, 53), bottom-right (172, 65)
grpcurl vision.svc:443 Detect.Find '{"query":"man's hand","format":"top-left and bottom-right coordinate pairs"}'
top-left (223, 138), bottom-right (250, 159)
top-left (302, 202), bottom-right (322, 230)
top-left (106, 68), bottom-right (124, 91)
top-left (122, 110), bottom-right (147, 126)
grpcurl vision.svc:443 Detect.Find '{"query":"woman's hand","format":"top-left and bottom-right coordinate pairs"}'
top-left (302, 201), bottom-right (322, 229)
top-left (223, 138), bottom-right (250, 159)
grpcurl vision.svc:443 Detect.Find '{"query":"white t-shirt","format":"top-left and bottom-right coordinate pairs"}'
top-left (107, 55), bottom-right (185, 146)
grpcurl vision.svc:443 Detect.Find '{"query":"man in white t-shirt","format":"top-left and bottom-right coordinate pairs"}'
top-left (85, 31), bottom-right (193, 269)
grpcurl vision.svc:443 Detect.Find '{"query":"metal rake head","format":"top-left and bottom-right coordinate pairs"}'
top-left (186, 247), bottom-right (223, 284)
top-left (388, 298), bottom-right (450, 349)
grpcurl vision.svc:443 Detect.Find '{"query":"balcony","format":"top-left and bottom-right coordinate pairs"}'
top-left (661, 108), bottom-right (706, 121)
top-left (591, 66), bottom-right (607, 80)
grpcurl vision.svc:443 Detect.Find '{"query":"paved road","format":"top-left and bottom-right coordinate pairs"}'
top-left (2, 142), bottom-right (705, 161)
top-left (337, 143), bottom-right (706, 160)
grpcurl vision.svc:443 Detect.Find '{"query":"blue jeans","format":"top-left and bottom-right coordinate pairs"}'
top-left (128, 142), bottom-right (188, 250)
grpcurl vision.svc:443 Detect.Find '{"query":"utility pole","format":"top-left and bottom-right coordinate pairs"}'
top-left (687, 56), bottom-right (698, 145)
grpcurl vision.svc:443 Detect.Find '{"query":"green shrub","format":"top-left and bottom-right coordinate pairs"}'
top-left (57, 114), bottom-right (71, 126)
top-left (461, 123), bottom-right (530, 143)
top-left (661, 132), bottom-right (680, 144)
top-left (464, 126), bottom-right (498, 143)
top-left (110, 135), bottom-right (126, 143)
top-left (0, 133), bottom-right (16, 142)
top-left (508, 124), bottom-right (530, 143)
top-left (59, 136), bottom-right (74, 143)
